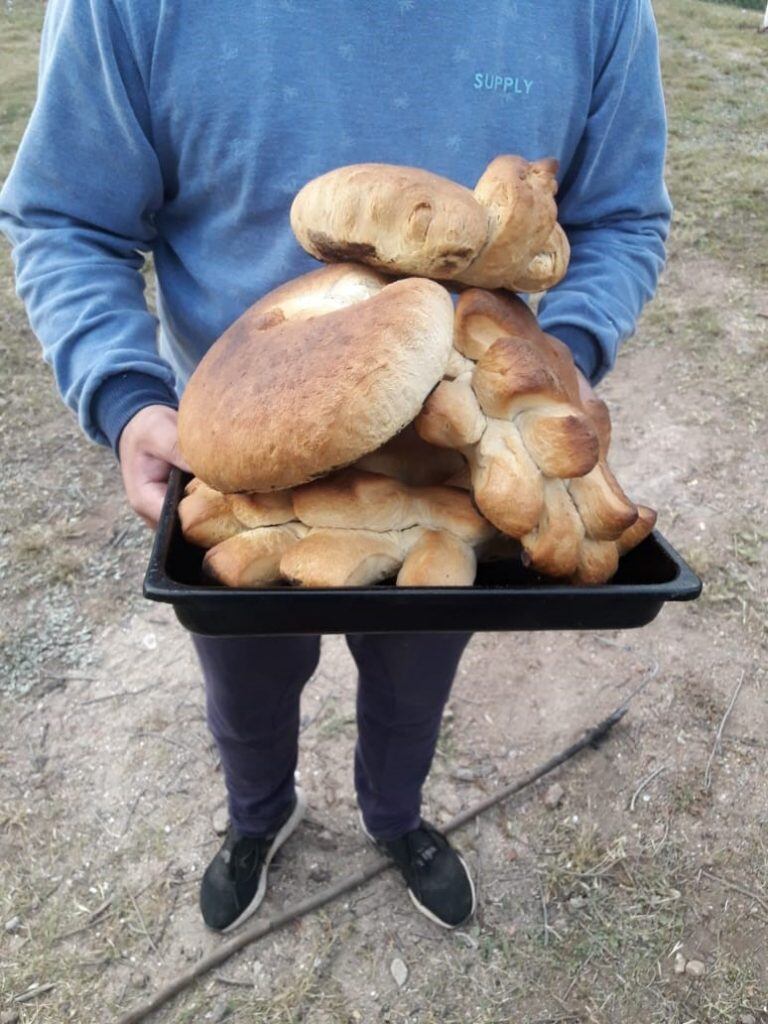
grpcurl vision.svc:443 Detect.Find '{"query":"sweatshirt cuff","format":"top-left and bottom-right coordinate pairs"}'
top-left (546, 325), bottom-right (602, 383)
top-left (91, 371), bottom-right (178, 455)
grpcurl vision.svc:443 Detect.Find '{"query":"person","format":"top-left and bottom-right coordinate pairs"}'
top-left (0, 0), bottom-right (670, 933)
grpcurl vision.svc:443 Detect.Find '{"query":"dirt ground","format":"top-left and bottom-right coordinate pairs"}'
top-left (1, 2), bottom-right (766, 1022)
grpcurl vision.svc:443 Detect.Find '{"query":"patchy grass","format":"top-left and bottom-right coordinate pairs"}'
top-left (659, 0), bottom-right (768, 281)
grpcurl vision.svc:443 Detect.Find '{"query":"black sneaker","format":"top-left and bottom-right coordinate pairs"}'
top-left (200, 787), bottom-right (306, 932)
top-left (360, 812), bottom-right (476, 929)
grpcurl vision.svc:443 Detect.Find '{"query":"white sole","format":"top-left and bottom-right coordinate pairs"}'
top-left (220, 787), bottom-right (307, 934)
top-left (358, 810), bottom-right (477, 929)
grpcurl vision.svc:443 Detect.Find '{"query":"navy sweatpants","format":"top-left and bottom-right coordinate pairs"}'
top-left (192, 633), bottom-right (471, 841)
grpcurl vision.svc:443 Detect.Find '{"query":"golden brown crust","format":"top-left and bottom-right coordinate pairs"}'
top-left (178, 267), bottom-right (454, 493)
top-left (397, 530), bottom-right (476, 587)
top-left (279, 528), bottom-right (412, 587)
top-left (292, 469), bottom-right (493, 545)
top-left (459, 156), bottom-right (559, 289)
top-left (509, 223), bottom-right (571, 293)
top-left (616, 504), bottom-right (657, 555)
top-left (291, 163), bottom-right (487, 279)
top-left (414, 375), bottom-right (485, 450)
top-left (521, 479), bottom-right (585, 578)
top-left (184, 469), bottom-right (495, 589)
top-left (290, 158), bottom-right (569, 293)
top-left (468, 420), bottom-right (545, 537)
top-left (413, 287), bottom-right (654, 584)
top-left (352, 425), bottom-right (466, 486)
top-left (567, 464), bottom-right (638, 541)
top-left (203, 524), bottom-right (308, 588)
top-left (178, 483), bottom-right (243, 548)
top-left (570, 538), bottom-right (620, 587)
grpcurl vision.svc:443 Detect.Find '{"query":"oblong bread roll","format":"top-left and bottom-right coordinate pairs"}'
top-left (290, 158), bottom-right (568, 293)
top-left (179, 483), bottom-right (243, 548)
top-left (397, 530), bottom-right (477, 587)
top-left (521, 479), bottom-right (584, 578)
top-left (617, 504), bottom-right (657, 555)
top-left (568, 464), bottom-right (638, 541)
top-left (229, 491), bottom-right (295, 529)
top-left (280, 528), bottom-right (415, 588)
top-left (291, 163), bottom-right (488, 279)
top-left (469, 420), bottom-right (544, 537)
top-left (571, 538), bottom-right (620, 587)
top-left (203, 524), bottom-right (307, 587)
top-left (292, 470), bottom-right (493, 546)
top-left (179, 266), bottom-right (454, 493)
top-left (416, 375), bottom-right (486, 450)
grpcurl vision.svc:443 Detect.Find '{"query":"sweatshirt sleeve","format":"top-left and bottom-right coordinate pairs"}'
top-left (0, 0), bottom-right (178, 452)
top-left (537, 0), bottom-right (672, 383)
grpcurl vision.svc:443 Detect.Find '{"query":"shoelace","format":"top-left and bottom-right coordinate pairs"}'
top-left (408, 829), bottom-right (442, 871)
top-left (224, 830), bottom-right (265, 881)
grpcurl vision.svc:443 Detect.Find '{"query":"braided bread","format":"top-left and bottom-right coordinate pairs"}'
top-left (179, 471), bottom-right (497, 588)
top-left (414, 289), bottom-right (656, 583)
top-left (290, 157), bottom-right (569, 294)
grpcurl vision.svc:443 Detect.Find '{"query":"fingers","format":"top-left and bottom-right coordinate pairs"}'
top-left (149, 410), bottom-right (192, 471)
top-left (123, 470), bottom-right (168, 529)
top-left (119, 405), bottom-right (187, 528)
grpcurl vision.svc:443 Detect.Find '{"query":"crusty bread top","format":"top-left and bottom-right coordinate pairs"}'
top-left (458, 156), bottom-right (559, 288)
top-left (290, 157), bottom-right (568, 293)
top-left (291, 163), bottom-right (488, 280)
top-left (178, 264), bottom-right (454, 493)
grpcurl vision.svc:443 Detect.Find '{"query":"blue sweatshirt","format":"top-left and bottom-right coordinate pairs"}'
top-left (0, 0), bottom-right (671, 452)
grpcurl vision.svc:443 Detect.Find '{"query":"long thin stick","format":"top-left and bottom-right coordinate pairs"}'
top-left (116, 702), bottom-right (629, 1024)
top-left (704, 669), bottom-right (746, 791)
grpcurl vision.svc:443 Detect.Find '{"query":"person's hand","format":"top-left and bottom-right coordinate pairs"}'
top-left (118, 405), bottom-right (191, 528)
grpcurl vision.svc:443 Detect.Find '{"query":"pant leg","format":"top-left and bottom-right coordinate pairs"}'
top-left (192, 633), bottom-right (321, 837)
top-left (347, 632), bottom-right (472, 841)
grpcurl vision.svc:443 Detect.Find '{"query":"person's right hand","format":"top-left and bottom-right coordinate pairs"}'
top-left (118, 405), bottom-right (191, 528)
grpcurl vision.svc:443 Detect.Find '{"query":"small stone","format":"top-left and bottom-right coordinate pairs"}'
top-left (308, 863), bottom-right (331, 884)
top-left (739, 1015), bottom-right (756, 1024)
top-left (450, 764), bottom-right (493, 782)
top-left (673, 952), bottom-right (686, 975)
top-left (1, 1011), bottom-right (20, 1024)
top-left (130, 970), bottom-right (150, 989)
top-left (685, 959), bottom-right (706, 978)
top-left (212, 804), bottom-right (229, 835)
top-left (390, 957), bottom-right (408, 988)
top-left (314, 829), bottom-right (337, 851)
top-left (543, 783), bottom-right (565, 810)
top-left (4, 916), bottom-right (21, 933)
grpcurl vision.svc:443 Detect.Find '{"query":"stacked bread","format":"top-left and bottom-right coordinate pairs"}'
top-left (180, 469), bottom-right (496, 588)
top-left (178, 157), bottom-right (654, 588)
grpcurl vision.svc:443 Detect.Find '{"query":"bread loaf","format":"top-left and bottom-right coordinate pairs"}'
top-left (291, 157), bottom-right (569, 294)
top-left (180, 469), bottom-right (497, 589)
top-left (415, 289), bottom-right (655, 583)
top-left (178, 264), bottom-right (455, 493)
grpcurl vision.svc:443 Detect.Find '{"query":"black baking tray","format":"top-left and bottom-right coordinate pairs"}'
top-left (143, 469), bottom-right (702, 636)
